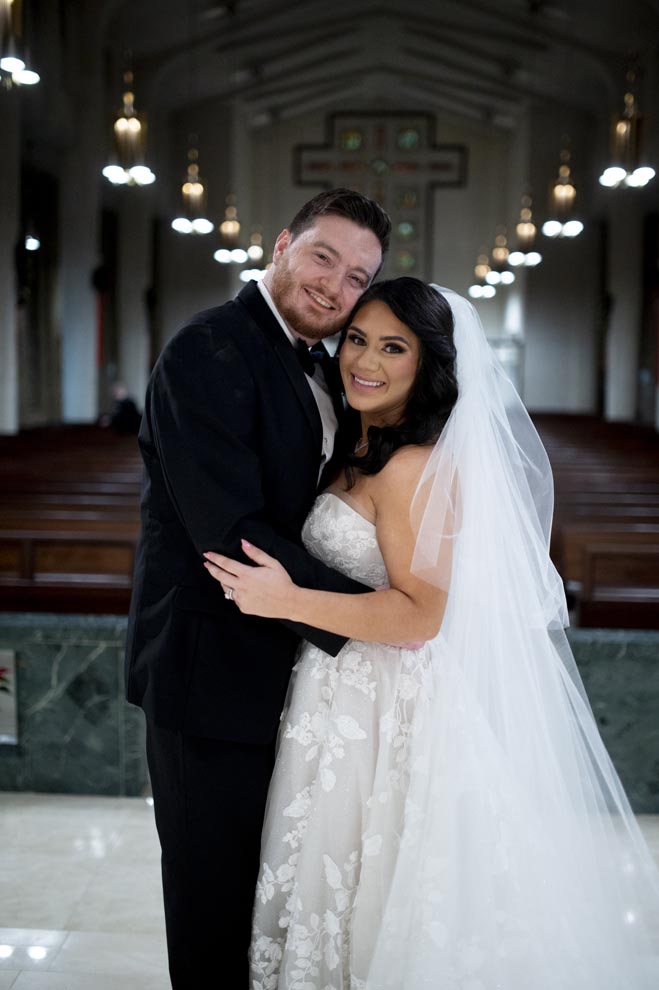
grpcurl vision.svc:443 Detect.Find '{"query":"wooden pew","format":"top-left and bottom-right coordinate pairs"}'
top-left (0, 528), bottom-right (137, 613)
top-left (534, 415), bottom-right (659, 629)
top-left (0, 427), bottom-right (142, 614)
top-left (578, 543), bottom-right (659, 629)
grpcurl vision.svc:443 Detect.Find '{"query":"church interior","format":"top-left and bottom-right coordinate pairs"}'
top-left (1, 0), bottom-right (658, 986)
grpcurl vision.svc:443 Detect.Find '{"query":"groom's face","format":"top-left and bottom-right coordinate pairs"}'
top-left (265, 215), bottom-right (382, 341)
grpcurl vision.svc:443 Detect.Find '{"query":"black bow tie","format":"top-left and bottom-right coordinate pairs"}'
top-left (295, 339), bottom-right (331, 378)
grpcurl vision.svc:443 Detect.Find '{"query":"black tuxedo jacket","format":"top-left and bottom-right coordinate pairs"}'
top-left (125, 281), bottom-right (366, 744)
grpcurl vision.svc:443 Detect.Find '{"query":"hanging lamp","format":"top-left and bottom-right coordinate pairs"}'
top-left (599, 69), bottom-right (655, 189)
top-left (0, 0), bottom-right (39, 87)
top-left (172, 144), bottom-right (213, 234)
top-left (542, 148), bottom-right (583, 239)
top-left (102, 67), bottom-right (156, 187)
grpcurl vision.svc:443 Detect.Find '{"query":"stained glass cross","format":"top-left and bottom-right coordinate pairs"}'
top-left (295, 112), bottom-right (467, 278)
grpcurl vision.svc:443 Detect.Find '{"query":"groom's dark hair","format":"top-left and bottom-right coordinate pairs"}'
top-left (288, 187), bottom-right (391, 256)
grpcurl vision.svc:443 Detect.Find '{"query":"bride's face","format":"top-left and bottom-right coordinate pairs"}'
top-left (339, 299), bottom-right (420, 426)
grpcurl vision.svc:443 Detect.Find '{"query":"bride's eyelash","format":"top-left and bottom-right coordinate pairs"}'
top-left (347, 333), bottom-right (406, 354)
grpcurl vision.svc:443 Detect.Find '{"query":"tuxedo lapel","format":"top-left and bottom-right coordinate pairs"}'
top-left (237, 282), bottom-right (323, 450)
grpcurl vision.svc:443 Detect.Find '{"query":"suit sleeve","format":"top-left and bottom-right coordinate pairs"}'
top-left (147, 321), bottom-right (369, 656)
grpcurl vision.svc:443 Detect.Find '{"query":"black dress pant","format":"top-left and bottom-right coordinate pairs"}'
top-left (146, 721), bottom-right (276, 990)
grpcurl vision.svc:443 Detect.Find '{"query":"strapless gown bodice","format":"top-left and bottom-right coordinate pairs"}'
top-left (301, 491), bottom-right (388, 589)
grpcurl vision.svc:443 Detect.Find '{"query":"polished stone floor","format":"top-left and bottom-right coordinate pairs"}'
top-left (0, 794), bottom-right (166, 989)
top-left (0, 794), bottom-right (658, 989)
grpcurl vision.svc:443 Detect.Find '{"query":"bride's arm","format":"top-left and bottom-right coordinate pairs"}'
top-left (204, 447), bottom-right (447, 643)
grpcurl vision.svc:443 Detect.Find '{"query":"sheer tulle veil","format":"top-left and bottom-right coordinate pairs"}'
top-left (365, 287), bottom-right (659, 989)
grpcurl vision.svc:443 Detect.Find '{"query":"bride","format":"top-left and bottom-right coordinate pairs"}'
top-left (204, 278), bottom-right (659, 989)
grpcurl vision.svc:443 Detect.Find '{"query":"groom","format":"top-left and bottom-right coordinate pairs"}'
top-left (125, 188), bottom-right (391, 987)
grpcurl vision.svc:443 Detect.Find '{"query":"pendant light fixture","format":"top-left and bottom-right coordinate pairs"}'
top-left (468, 251), bottom-right (497, 299)
top-left (509, 196), bottom-right (542, 267)
top-left (484, 227), bottom-right (516, 286)
top-left (214, 195), bottom-right (248, 264)
top-left (599, 69), bottom-right (655, 189)
top-left (0, 0), bottom-right (39, 87)
top-left (171, 143), bottom-right (214, 234)
top-left (102, 66), bottom-right (156, 187)
top-left (542, 148), bottom-right (583, 239)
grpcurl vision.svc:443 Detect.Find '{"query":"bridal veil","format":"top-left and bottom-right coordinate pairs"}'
top-left (365, 287), bottom-right (659, 989)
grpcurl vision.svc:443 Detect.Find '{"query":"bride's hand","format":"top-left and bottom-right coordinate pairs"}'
top-left (203, 540), bottom-right (296, 618)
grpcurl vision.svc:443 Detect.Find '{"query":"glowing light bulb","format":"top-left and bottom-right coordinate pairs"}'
top-left (599, 166), bottom-right (626, 187)
top-left (542, 220), bottom-right (562, 238)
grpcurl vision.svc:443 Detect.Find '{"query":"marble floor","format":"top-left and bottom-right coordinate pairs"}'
top-left (0, 794), bottom-right (167, 989)
top-left (0, 795), bottom-right (658, 989)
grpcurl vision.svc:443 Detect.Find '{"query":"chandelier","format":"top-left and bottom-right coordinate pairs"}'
top-left (0, 0), bottom-right (39, 87)
top-left (599, 70), bottom-right (655, 189)
top-left (542, 148), bottom-right (583, 239)
top-left (172, 144), bottom-right (214, 234)
top-left (102, 68), bottom-right (156, 187)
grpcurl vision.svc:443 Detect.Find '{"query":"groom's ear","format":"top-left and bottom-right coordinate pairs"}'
top-left (272, 228), bottom-right (291, 261)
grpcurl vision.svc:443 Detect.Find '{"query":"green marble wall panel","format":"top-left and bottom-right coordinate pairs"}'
top-left (0, 614), bottom-right (146, 796)
top-left (568, 629), bottom-right (659, 813)
top-left (0, 617), bottom-right (657, 808)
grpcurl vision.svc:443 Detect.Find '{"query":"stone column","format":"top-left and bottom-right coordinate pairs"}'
top-left (117, 192), bottom-right (152, 408)
top-left (0, 94), bottom-right (20, 435)
top-left (604, 196), bottom-right (644, 421)
top-left (57, 13), bottom-right (104, 423)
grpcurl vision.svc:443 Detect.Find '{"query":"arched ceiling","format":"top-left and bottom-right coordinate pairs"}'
top-left (101, 0), bottom-right (659, 129)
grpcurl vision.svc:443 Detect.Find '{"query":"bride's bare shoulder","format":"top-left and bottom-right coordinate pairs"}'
top-left (371, 444), bottom-right (434, 504)
top-left (383, 443), bottom-right (433, 475)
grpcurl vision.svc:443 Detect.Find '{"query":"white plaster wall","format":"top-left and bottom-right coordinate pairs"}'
top-left (430, 117), bottom-right (515, 338)
top-left (249, 112), bottom-right (329, 249)
top-left (601, 189), bottom-right (647, 422)
top-left (521, 103), bottom-right (601, 413)
top-left (523, 226), bottom-right (600, 412)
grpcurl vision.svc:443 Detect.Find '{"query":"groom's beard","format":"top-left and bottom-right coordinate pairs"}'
top-left (268, 261), bottom-right (348, 341)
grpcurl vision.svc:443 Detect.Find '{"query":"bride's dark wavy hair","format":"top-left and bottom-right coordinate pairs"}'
top-left (337, 278), bottom-right (458, 487)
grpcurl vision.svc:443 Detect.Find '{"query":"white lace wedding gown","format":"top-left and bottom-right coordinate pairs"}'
top-left (250, 491), bottom-right (659, 990)
top-left (250, 490), bottom-right (430, 989)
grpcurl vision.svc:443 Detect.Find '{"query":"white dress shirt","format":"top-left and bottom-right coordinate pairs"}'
top-left (257, 280), bottom-right (340, 479)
